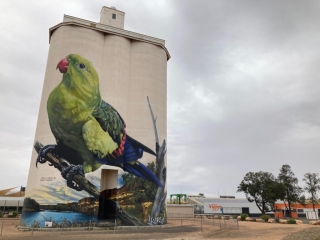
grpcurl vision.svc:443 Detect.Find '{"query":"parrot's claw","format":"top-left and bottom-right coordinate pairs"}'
top-left (61, 164), bottom-right (85, 191)
top-left (36, 144), bottom-right (57, 168)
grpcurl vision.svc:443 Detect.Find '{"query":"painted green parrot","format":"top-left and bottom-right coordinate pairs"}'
top-left (36, 54), bottom-right (162, 190)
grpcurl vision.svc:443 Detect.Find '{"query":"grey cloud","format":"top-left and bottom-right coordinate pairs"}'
top-left (1, 0), bottom-right (320, 199)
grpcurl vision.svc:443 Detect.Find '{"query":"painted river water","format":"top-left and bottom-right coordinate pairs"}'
top-left (21, 211), bottom-right (97, 227)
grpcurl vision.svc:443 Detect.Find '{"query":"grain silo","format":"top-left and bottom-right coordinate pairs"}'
top-left (22, 6), bottom-right (169, 227)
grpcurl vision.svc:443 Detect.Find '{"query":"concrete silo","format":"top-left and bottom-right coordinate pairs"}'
top-left (22, 6), bottom-right (169, 227)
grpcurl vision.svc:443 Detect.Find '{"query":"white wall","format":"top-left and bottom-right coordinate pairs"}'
top-left (203, 199), bottom-right (261, 214)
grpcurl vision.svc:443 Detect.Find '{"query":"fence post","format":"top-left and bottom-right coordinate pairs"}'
top-left (219, 218), bottom-right (221, 230)
top-left (201, 216), bottom-right (203, 231)
top-left (181, 218), bottom-right (182, 229)
top-left (0, 220), bottom-right (4, 237)
top-left (224, 218), bottom-right (226, 228)
top-left (237, 219), bottom-right (239, 229)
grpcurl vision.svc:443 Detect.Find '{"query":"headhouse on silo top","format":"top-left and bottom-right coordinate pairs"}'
top-left (100, 6), bottom-right (125, 28)
top-left (22, 6), bottom-right (169, 227)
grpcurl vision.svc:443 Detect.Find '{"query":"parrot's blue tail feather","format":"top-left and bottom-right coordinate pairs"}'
top-left (122, 137), bottom-right (143, 162)
top-left (123, 162), bottom-right (163, 188)
top-left (122, 137), bottom-right (163, 188)
top-left (92, 135), bottom-right (162, 188)
top-left (126, 135), bottom-right (156, 157)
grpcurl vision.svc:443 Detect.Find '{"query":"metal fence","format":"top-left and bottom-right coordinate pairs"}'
top-left (0, 217), bottom-right (239, 239)
top-left (167, 213), bottom-right (195, 218)
top-left (167, 213), bottom-right (239, 229)
top-left (201, 215), bottom-right (239, 230)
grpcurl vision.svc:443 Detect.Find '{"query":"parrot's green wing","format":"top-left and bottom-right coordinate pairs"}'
top-left (92, 100), bottom-right (126, 145)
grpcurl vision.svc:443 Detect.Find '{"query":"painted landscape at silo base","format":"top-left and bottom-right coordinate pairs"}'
top-left (22, 54), bottom-right (167, 228)
top-left (22, 167), bottom-right (165, 228)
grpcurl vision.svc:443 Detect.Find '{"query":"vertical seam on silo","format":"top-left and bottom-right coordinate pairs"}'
top-left (127, 39), bottom-right (132, 124)
top-left (102, 33), bottom-right (106, 90)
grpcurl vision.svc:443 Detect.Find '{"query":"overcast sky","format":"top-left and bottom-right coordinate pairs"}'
top-left (1, 0), bottom-right (320, 199)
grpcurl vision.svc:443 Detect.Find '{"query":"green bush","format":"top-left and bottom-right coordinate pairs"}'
top-left (275, 218), bottom-right (280, 223)
top-left (241, 213), bottom-right (248, 221)
top-left (287, 218), bottom-right (296, 224)
top-left (8, 211), bottom-right (18, 218)
top-left (260, 215), bottom-right (270, 222)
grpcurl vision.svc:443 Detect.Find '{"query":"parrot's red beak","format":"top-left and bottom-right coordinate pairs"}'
top-left (56, 58), bottom-right (69, 73)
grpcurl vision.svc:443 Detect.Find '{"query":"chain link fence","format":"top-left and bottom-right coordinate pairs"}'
top-left (1, 216), bottom-right (239, 239)
top-left (167, 213), bottom-right (239, 230)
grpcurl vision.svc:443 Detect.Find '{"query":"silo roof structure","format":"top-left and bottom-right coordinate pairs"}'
top-left (49, 14), bottom-right (171, 60)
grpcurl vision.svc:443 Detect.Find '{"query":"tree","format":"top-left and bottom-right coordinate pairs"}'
top-left (237, 171), bottom-right (280, 214)
top-left (23, 197), bottom-right (40, 211)
top-left (278, 164), bottom-right (305, 218)
top-left (303, 172), bottom-right (320, 211)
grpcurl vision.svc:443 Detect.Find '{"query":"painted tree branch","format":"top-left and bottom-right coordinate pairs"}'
top-left (34, 141), bottom-right (143, 226)
top-left (147, 97), bottom-right (167, 225)
top-left (34, 141), bottom-right (100, 198)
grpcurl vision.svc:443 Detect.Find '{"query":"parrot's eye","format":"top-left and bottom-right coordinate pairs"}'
top-left (79, 63), bottom-right (86, 69)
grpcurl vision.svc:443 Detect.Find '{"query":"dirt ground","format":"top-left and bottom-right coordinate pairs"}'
top-left (1, 218), bottom-right (320, 240)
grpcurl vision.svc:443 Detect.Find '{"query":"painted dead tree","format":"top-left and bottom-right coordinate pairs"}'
top-left (147, 96), bottom-right (167, 225)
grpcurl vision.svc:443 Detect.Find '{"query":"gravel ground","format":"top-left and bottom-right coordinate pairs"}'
top-left (282, 227), bottom-right (320, 240)
top-left (1, 218), bottom-right (320, 239)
